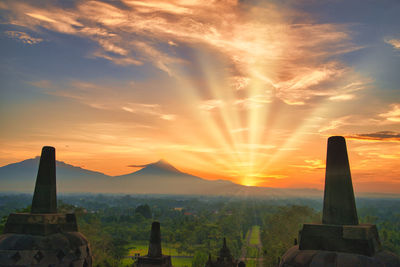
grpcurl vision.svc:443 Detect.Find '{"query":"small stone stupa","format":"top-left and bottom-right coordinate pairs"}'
top-left (0, 146), bottom-right (92, 266)
top-left (137, 221), bottom-right (172, 267)
top-left (205, 238), bottom-right (243, 267)
top-left (280, 136), bottom-right (400, 266)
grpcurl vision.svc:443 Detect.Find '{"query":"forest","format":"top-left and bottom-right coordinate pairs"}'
top-left (0, 194), bottom-right (399, 267)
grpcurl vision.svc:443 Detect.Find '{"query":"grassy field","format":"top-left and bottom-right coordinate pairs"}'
top-left (249, 226), bottom-right (260, 246)
top-left (126, 241), bottom-right (148, 257)
top-left (244, 225), bottom-right (261, 267)
top-left (120, 241), bottom-right (193, 267)
top-left (120, 257), bottom-right (192, 267)
top-left (245, 259), bottom-right (257, 267)
top-left (172, 257), bottom-right (192, 267)
top-left (246, 246), bottom-right (258, 258)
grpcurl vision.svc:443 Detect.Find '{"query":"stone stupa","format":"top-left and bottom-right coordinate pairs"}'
top-left (0, 146), bottom-right (92, 266)
top-left (205, 238), bottom-right (243, 267)
top-left (136, 221), bottom-right (172, 267)
top-left (279, 136), bottom-right (400, 266)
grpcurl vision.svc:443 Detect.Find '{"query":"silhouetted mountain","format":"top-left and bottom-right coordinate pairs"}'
top-left (1, 157), bottom-right (324, 197)
top-left (128, 159), bottom-right (182, 175)
top-left (0, 157), bottom-right (110, 193)
top-left (116, 159), bottom-right (239, 195)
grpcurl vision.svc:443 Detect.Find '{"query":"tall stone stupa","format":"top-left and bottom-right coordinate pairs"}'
top-left (136, 221), bottom-right (172, 267)
top-left (0, 146), bottom-right (92, 266)
top-left (279, 136), bottom-right (400, 266)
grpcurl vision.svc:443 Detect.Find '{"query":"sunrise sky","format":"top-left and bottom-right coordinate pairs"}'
top-left (0, 0), bottom-right (399, 193)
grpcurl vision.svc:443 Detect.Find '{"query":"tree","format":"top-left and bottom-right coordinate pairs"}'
top-left (135, 204), bottom-right (152, 219)
top-left (192, 251), bottom-right (208, 267)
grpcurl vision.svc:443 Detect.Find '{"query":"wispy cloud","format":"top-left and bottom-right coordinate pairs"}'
top-left (379, 104), bottom-right (400, 122)
top-left (329, 94), bottom-right (355, 101)
top-left (274, 63), bottom-right (344, 105)
top-left (292, 159), bottom-right (325, 170)
top-left (385, 38), bottom-right (400, 50)
top-left (247, 173), bottom-right (288, 180)
top-left (122, 103), bottom-right (176, 121)
top-left (346, 131), bottom-right (400, 142)
top-left (198, 99), bottom-right (224, 111)
top-left (231, 76), bottom-right (250, 91)
top-left (230, 127), bottom-right (248, 133)
top-left (234, 94), bottom-right (272, 109)
top-left (319, 104), bottom-right (399, 134)
top-left (318, 116), bottom-right (352, 132)
top-left (5, 31), bottom-right (43, 44)
top-left (31, 79), bottom-right (176, 121)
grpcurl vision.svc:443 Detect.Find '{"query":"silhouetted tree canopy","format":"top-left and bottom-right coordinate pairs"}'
top-left (135, 204), bottom-right (152, 219)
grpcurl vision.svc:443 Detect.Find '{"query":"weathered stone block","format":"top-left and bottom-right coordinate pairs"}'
top-left (137, 255), bottom-right (172, 267)
top-left (3, 213), bottom-right (78, 236)
top-left (299, 223), bottom-right (381, 256)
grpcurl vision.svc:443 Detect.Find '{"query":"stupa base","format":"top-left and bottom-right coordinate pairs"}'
top-left (299, 223), bottom-right (381, 256)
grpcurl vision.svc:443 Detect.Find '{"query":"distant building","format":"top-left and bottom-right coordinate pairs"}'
top-left (0, 146), bottom-right (92, 266)
top-left (279, 136), bottom-right (400, 266)
top-left (205, 238), bottom-right (244, 267)
top-left (136, 221), bottom-right (172, 267)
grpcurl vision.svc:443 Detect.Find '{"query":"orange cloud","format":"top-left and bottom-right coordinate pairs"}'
top-left (379, 104), bottom-right (400, 122)
top-left (5, 31), bottom-right (43, 44)
top-left (291, 159), bottom-right (325, 170)
top-left (346, 131), bottom-right (400, 142)
top-left (385, 38), bottom-right (400, 50)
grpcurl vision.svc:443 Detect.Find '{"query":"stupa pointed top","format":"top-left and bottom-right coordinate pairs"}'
top-left (219, 237), bottom-right (232, 260)
top-left (322, 136), bottom-right (358, 225)
top-left (31, 146), bottom-right (57, 214)
top-left (148, 221), bottom-right (162, 258)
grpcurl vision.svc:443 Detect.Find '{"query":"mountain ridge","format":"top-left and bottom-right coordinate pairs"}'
top-left (127, 159), bottom-right (182, 175)
top-left (0, 157), bottom-right (392, 198)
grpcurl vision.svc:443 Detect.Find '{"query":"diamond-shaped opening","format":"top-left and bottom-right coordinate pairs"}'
top-left (75, 248), bottom-right (81, 257)
top-left (83, 259), bottom-right (88, 267)
top-left (57, 250), bottom-right (65, 261)
top-left (11, 252), bottom-right (21, 262)
top-left (34, 251), bottom-right (44, 263)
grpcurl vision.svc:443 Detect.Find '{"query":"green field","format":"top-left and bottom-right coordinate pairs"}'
top-left (249, 226), bottom-right (260, 246)
top-left (246, 246), bottom-right (258, 258)
top-left (172, 257), bottom-right (192, 267)
top-left (121, 257), bottom-right (135, 266)
top-left (245, 259), bottom-right (257, 267)
top-left (126, 242), bottom-right (148, 257)
top-left (120, 241), bottom-right (193, 267)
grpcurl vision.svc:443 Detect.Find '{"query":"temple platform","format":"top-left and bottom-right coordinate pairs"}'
top-left (4, 213), bottom-right (79, 236)
top-left (299, 223), bottom-right (381, 256)
top-left (136, 255), bottom-right (172, 267)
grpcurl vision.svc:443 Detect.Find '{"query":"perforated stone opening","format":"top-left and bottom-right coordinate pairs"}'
top-left (34, 250), bottom-right (44, 263)
top-left (57, 250), bottom-right (65, 261)
top-left (11, 251), bottom-right (21, 262)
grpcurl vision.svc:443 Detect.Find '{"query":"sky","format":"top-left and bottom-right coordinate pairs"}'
top-left (0, 0), bottom-right (399, 193)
